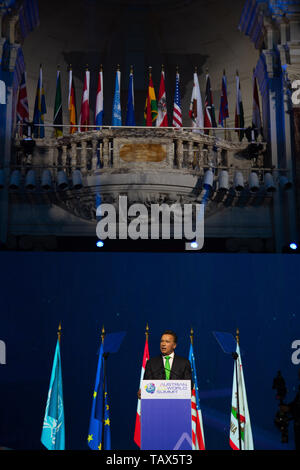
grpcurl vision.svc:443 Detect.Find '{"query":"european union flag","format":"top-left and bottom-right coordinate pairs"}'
top-left (87, 342), bottom-right (111, 450)
top-left (41, 339), bottom-right (65, 450)
top-left (125, 69), bottom-right (135, 126)
top-left (33, 66), bottom-right (47, 138)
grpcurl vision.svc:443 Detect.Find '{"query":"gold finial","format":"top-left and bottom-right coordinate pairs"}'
top-left (161, 64), bottom-right (164, 71)
top-left (148, 66), bottom-right (152, 76)
top-left (145, 323), bottom-right (149, 340)
top-left (117, 64), bottom-right (120, 71)
top-left (223, 69), bottom-right (226, 76)
top-left (101, 325), bottom-right (105, 344)
top-left (100, 64), bottom-right (103, 72)
top-left (190, 327), bottom-right (194, 346)
top-left (130, 64), bottom-right (133, 74)
top-left (85, 64), bottom-right (89, 71)
top-left (176, 65), bottom-right (179, 73)
top-left (194, 66), bottom-right (197, 73)
top-left (236, 328), bottom-right (240, 345)
top-left (57, 322), bottom-right (62, 343)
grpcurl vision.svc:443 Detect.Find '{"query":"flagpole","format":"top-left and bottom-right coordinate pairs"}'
top-left (232, 328), bottom-right (242, 450)
top-left (190, 327), bottom-right (194, 346)
top-left (223, 69), bottom-right (227, 140)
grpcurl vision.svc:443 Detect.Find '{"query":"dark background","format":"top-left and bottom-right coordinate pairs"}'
top-left (0, 252), bottom-right (299, 450)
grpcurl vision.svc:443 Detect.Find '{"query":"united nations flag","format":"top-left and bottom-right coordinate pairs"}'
top-left (41, 332), bottom-right (65, 450)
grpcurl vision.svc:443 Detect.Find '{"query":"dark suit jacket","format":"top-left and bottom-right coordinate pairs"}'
top-left (144, 354), bottom-right (193, 383)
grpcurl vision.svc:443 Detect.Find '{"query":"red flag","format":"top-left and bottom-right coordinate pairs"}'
top-left (134, 334), bottom-right (150, 447)
top-left (156, 68), bottom-right (168, 127)
top-left (79, 68), bottom-right (90, 131)
top-left (16, 72), bottom-right (29, 136)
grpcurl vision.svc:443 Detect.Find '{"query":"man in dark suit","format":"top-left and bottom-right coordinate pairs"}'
top-left (143, 330), bottom-right (192, 382)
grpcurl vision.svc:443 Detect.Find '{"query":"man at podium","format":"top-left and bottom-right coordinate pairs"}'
top-left (144, 330), bottom-right (193, 382)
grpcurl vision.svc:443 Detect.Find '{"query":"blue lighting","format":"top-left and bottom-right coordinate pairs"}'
top-left (96, 240), bottom-right (104, 248)
top-left (290, 242), bottom-right (298, 250)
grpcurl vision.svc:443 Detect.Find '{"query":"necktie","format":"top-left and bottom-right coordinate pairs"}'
top-left (165, 356), bottom-right (171, 380)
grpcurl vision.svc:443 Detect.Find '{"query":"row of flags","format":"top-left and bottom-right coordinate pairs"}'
top-left (40, 324), bottom-right (253, 450)
top-left (16, 65), bottom-right (263, 141)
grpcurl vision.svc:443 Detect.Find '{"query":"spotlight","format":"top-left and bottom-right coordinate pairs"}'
top-left (290, 243), bottom-right (298, 251)
top-left (190, 241), bottom-right (199, 249)
top-left (96, 240), bottom-right (104, 248)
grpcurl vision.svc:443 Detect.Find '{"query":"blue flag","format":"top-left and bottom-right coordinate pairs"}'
top-left (33, 66), bottom-right (47, 138)
top-left (125, 69), bottom-right (135, 126)
top-left (87, 342), bottom-right (111, 450)
top-left (41, 339), bottom-right (65, 450)
top-left (112, 69), bottom-right (122, 126)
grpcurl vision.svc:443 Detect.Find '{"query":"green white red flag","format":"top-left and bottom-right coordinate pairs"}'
top-left (229, 343), bottom-right (254, 450)
top-left (134, 334), bottom-right (150, 447)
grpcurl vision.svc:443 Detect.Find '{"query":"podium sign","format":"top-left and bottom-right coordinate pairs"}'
top-left (141, 380), bottom-right (192, 450)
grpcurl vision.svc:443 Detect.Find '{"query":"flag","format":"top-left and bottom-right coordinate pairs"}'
top-left (41, 335), bottom-right (65, 450)
top-left (252, 72), bottom-right (262, 137)
top-left (68, 67), bottom-right (77, 134)
top-left (87, 341), bottom-right (111, 450)
top-left (144, 69), bottom-right (158, 126)
top-left (188, 343), bottom-right (205, 450)
top-left (218, 71), bottom-right (229, 127)
top-left (16, 72), bottom-right (29, 136)
top-left (156, 67), bottom-right (168, 127)
top-left (79, 68), bottom-right (90, 131)
top-left (33, 65), bottom-right (47, 138)
top-left (172, 70), bottom-right (182, 128)
top-left (125, 67), bottom-right (135, 126)
top-left (204, 73), bottom-right (217, 130)
top-left (112, 68), bottom-right (122, 126)
top-left (235, 73), bottom-right (245, 141)
top-left (95, 66), bottom-right (104, 128)
top-left (229, 343), bottom-right (254, 450)
top-left (53, 68), bottom-right (63, 138)
top-left (134, 333), bottom-right (150, 448)
top-left (189, 70), bottom-right (204, 131)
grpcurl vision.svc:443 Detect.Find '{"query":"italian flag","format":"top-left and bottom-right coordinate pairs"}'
top-left (144, 71), bottom-right (158, 126)
top-left (229, 344), bottom-right (254, 450)
top-left (134, 335), bottom-right (150, 447)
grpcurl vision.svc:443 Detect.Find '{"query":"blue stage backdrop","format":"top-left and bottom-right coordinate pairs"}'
top-left (0, 252), bottom-right (299, 450)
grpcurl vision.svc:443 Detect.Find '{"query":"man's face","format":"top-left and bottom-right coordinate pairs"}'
top-left (160, 334), bottom-right (177, 356)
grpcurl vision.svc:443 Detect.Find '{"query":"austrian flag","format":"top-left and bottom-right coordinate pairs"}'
top-left (134, 331), bottom-right (150, 447)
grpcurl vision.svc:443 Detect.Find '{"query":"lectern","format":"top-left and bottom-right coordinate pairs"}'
top-left (141, 380), bottom-right (192, 450)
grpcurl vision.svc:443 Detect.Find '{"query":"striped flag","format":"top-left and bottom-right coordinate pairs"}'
top-left (16, 72), bottom-right (29, 136)
top-left (235, 72), bottom-right (245, 141)
top-left (144, 68), bottom-right (158, 126)
top-left (189, 70), bottom-right (204, 131)
top-left (68, 66), bottom-right (77, 134)
top-left (172, 70), bottom-right (182, 128)
top-left (204, 73), bottom-right (217, 130)
top-left (188, 342), bottom-right (205, 450)
top-left (79, 68), bottom-right (90, 132)
top-left (229, 343), bottom-right (254, 450)
top-left (33, 65), bottom-right (47, 138)
top-left (134, 332), bottom-right (150, 448)
top-left (218, 71), bottom-right (229, 127)
top-left (112, 67), bottom-right (122, 126)
top-left (252, 71), bottom-right (262, 137)
top-left (125, 66), bottom-right (135, 126)
top-left (156, 67), bottom-right (168, 127)
top-left (95, 66), bottom-right (104, 128)
top-left (53, 68), bottom-right (63, 137)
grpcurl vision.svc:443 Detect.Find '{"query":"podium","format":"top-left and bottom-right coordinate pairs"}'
top-left (141, 380), bottom-right (192, 450)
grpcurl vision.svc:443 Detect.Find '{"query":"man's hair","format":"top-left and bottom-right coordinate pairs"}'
top-left (161, 330), bottom-right (178, 344)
